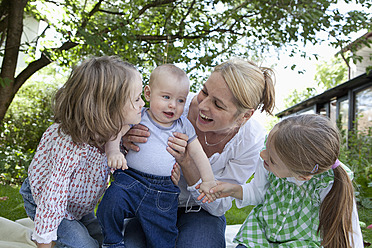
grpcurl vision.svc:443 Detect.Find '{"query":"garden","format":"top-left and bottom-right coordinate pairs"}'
top-left (0, 73), bottom-right (371, 246)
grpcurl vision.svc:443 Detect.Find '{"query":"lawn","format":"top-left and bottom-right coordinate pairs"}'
top-left (1, 183), bottom-right (371, 246)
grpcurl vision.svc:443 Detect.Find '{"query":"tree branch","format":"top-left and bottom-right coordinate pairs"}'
top-left (14, 41), bottom-right (78, 92)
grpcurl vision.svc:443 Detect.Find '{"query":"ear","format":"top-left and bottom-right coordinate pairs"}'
top-left (144, 85), bottom-right (151, 102)
top-left (297, 175), bottom-right (313, 181)
top-left (240, 109), bottom-right (255, 125)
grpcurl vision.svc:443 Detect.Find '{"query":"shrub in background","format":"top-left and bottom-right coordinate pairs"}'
top-left (338, 117), bottom-right (372, 209)
top-left (0, 66), bottom-right (66, 184)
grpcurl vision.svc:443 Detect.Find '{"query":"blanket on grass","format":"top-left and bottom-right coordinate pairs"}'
top-left (0, 217), bottom-right (240, 248)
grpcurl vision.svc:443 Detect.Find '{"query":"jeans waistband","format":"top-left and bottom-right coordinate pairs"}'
top-left (115, 168), bottom-right (174, 186)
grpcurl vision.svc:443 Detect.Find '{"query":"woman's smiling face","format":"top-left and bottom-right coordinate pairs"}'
top-left (195, 72), bottom-right (243, 134)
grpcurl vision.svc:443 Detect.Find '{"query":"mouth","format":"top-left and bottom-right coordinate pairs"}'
top-left (163, 111), bottom-right (175, 118)
top-left (263, 160), bottom-right (270, 169)
top-left (199, 112), bottom-right (213, 122)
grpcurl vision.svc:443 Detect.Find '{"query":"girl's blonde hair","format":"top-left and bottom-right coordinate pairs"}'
top-left (213, 58), bottom-right (275, 115)
top-left (273, 114), bottom-right (354, 248)
top-left (53, 56), bottom-right (138, 148)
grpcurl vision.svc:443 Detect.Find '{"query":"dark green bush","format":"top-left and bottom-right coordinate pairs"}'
top-left (338, 118), bottom-right (372, 209)
top-left (0, 66), bottom-right (65, 184)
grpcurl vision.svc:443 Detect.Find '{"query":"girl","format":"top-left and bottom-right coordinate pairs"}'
top-left (202, 114), bottom-right (363, 248)
top-left (19, 56), bottom-right (145, 248)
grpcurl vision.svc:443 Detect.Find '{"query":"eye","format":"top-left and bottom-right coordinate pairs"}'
top-left (163, 95), bottom-right (170, 99)
top-left (201, 88), bottom-right (207, 96)
top-left (178, 99), bottom-right (185, 103)
top-left (215, 101), bottom-right (223, 109)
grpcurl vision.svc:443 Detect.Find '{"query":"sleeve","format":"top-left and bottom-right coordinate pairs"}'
top-left (350, 199), bottom-right (364, 248)
top-left (30, 132), bottom-right (82, 244)
top-left (186, 122), bottom-right (266, 216)
top-left (235, 162), bottom-right (270, 208)
top-left (181, 116), bottom-right (197, 144)
top-left (187, 180), bottom-right (234, 217)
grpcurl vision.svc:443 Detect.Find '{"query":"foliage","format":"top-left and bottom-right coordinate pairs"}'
top-left (283, 87), bottom-right (317, 108)
top-left (0, 65), bottom-right (65, 184)
top-left (314, 56), bottom-right (348, 90)
top-left (284, 55), bottom-right (349, 107)
top-left (1, 0), bottom-right (371, 122)
top-left (337, 117), bottom-right (372, 209)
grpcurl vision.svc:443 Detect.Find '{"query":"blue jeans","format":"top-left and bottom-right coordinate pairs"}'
top-left (96, 168), bottom-right (180, 248)
top-left (19, 178), bottom-right (103, 248)
top-left (123, 207), bottom-right (226, 248)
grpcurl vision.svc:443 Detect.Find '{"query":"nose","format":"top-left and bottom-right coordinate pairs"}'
top-left (140, 98), bottom-right (145, 108)
top-left (168, 99), bottom-right (176, 109)
top-left (260, 149), bottom-right (267, 161)
top-left (198, 95), bottom-right (210, 111)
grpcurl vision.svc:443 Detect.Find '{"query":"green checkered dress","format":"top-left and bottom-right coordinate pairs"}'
top-left (234, 169), bottom-right (335, 248)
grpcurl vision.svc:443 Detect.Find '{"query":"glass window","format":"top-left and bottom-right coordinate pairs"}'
top-left (355, 86), bottom-right (372, 132)
top-left (318, 103), bottom-right (328, 117)
top-left (339, 99), bottom-right (349, 132)
top-left (330, 99), bottom-right (337, 124)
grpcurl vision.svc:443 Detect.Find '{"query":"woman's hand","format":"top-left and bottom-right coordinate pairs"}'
top-left (166, 132), bottom-right (189, 164)
top-left (122, 124), bottom-right (150, 152)
top-left (171, 163), bottom-right (181, 185)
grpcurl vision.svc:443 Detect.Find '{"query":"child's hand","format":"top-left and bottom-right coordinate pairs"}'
top-left (198, 180), bottom-right (219, 203)
top-left (197, 180), bottom-right (243, 203)
top-left (107, 152), bottom-right (128, 170)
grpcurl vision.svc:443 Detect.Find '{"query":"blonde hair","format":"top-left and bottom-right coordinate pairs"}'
top-left (273, 114), bottom-right (354, 248)
top-left (53, 56), bottom-right (138, 148)
top-left (149, 64), bottom-right (189, 88)
top-left (213, 58), bottom-right (275, 115)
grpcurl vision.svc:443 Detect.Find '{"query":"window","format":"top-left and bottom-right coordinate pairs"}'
top-left (338, 99), bottom-right (349, 132)
top-left (355, 85), bottom-right (372, 132)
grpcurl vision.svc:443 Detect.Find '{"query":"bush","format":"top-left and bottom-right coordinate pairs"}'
top-left (0, 66), bottom-right (65, 184)
top-left (338, 117), bottom-right (372, 209)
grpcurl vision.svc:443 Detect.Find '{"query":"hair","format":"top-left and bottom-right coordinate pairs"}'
top-left (213, 57), bottom-right (275, 115)
top-left (272, 114), bottom-right (354, 248)
top-left (149, 64), bottom-right (189, 88)
top-left (53, 56), bottom-right (138, 148)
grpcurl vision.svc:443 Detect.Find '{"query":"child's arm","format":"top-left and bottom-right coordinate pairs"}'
top-left (199, 162), bottom-right (269, 206)
top-left (196, 180), bottom-right (243, 203)
top-left (105, 125), bottom-right (131, 170)
top-left (36, 242), bottom-right (52, 248)
top-left (187, 139), bottom-right (217, 201)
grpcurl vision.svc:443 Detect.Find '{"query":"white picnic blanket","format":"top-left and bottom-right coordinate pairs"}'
top-left (0, 217), bottom-right (36, 248)
top-left (0, 217), bottom-right (241, 248)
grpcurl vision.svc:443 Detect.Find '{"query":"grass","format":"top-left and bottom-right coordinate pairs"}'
top-left (0, 183), bottom-right (28, 221)
top-left (1, 183), bottom-right (371, 246)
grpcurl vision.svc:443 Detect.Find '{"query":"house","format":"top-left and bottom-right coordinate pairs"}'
top-left (276, 32), bottom-right (372, 133)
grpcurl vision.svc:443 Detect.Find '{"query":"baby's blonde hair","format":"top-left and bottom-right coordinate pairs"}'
top-left (149, 64), bottom-right (189, 88)
top-left (53, 56), bottom-right (138, 148)
top-left (214, 58), bottom-right (275, 115)
top-left (273, 114), bottom-right (354, 248)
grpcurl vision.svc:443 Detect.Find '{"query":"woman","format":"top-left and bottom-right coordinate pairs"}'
top-left (122, 57), bottom-right (275, 247)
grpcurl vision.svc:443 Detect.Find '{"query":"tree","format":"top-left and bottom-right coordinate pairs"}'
top-left (314, 55), bottom-right (348, 90)
top-left (284, 55), bottom-right (349, 107)
top-left (0, 0), bottom-right (371, 123)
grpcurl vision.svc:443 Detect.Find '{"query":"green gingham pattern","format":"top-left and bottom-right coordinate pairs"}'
top-left (234, 169), bottom-right (335, 248)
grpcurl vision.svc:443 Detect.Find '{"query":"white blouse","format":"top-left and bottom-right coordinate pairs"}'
top-left (28, 123), bottom-right (110, 244)
top-left (178, 93), bottom-right (266, 216)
